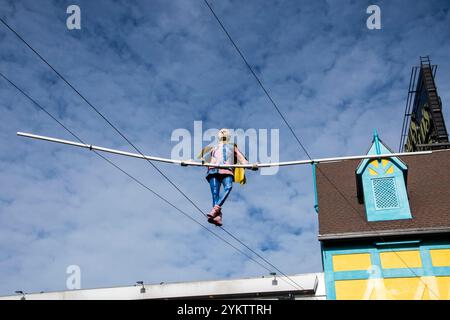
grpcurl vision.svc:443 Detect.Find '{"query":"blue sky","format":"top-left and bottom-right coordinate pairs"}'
top-left (0, 0), bottom-right (449, 295)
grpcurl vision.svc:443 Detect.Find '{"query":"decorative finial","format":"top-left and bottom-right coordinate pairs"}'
top-left (373, 129), bottom-right (381, 157)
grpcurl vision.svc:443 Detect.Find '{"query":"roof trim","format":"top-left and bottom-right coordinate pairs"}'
top-left (356, 137), bottom-right (407, 175)
top-left (318, 227), bottom-right (450, 241)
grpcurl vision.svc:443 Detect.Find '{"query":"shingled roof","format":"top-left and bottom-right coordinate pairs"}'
top-left (316, 149), bottom-right (450, 240)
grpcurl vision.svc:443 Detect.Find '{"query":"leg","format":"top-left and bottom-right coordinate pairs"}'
top-left (217, 175), bottom-right (233, 207)
top-left (209, 176), bottom-right (221, 207)
top-left (207, 176), bottom-right (222, 224)
top-left (211, 175), bottom-right (233, 227)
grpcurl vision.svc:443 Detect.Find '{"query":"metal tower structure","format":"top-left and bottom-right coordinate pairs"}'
top-left (399, 56), bottom-right (449, 152)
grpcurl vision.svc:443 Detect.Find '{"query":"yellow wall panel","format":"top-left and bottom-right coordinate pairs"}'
top-left (430, 249), bottom-right (450, 267)
top-left (332, 253), bottom-right (372, 272)
top-left (383, 277), bottom-right (422, 299)
top-left (380, 250), bottom-right (422, 269)
top-left (335, 279), bottom-right (369, 300)
top-left (383, 276), bottom-right (449, 300)
top-left (334, 276), bottom-right (450, 300)
top-left (436, 276), bottom-right (450, 300)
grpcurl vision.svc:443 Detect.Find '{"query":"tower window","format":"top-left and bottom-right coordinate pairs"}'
top-left (356, 133), bottom-right (412, 222)
top-left (372, 177), bottom-right (399, 210)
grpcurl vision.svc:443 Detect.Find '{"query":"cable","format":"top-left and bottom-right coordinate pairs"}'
top-left (0, 17), bottom-right (200, 220)
top-left (203, 0), bottom-right (313, 160)
top-left (0, 18), bottom-right (305, 291)
top-left (0, 71), bottom-right (289, 286)
top-left (203, 0), bottom-right (440, 298)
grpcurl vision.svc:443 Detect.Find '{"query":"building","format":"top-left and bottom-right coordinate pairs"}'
top-left (315, 133), bottom-right (450, 299)
top-left (0, 273), bottom-right (326, 300)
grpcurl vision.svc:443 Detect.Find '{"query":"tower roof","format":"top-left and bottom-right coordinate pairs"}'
top-left (355, 132), bottom-right (408, 201)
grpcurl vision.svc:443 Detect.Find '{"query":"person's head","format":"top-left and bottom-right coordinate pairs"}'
top-left (217, 128), bottom-right (231, 143)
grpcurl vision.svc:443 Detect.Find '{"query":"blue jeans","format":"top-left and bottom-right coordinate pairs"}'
top-left (208, 174), bottom-right (233, 207)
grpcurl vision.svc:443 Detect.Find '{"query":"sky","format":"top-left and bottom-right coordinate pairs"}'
top-left (0, 0), bottom-right (450, 296)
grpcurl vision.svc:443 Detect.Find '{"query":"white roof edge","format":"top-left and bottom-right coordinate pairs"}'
top-left (0, 273), bottom-right (325, 300)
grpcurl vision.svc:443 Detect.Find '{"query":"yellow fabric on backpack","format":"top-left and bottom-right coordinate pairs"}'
top-left (234, 167), bottom-right (246, 185)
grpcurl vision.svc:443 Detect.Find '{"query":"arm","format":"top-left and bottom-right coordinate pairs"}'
top-left (234, 144), bottom-right (249, 165)
top-left (197, 145), bottom-right (213, 162)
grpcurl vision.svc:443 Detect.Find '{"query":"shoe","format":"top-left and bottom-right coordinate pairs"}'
top-left (207, 205), bottom-right (221, 219)
top-left (212, 213), bottom-right (223, 226)
top-left (212, 206), bottom-right (223, 226)
top-left (207, 205), bottom-right (221, 224)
